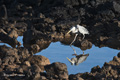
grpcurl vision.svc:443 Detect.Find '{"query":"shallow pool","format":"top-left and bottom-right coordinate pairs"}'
top-left (36, 42), bottom-right (120, 74)
top-left (1, 36), bottom-right (119, 74)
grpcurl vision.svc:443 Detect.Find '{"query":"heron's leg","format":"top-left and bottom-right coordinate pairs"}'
top-left (82, 34), bottom-right (85, 40)
top-left (70, 34), bottom-right (78, 45)
top-left (70, 34), bottom-right (78, 54)
top-left (70, 45), bottom-right (77, 54)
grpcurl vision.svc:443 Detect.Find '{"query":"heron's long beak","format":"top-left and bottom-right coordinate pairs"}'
top-left (66, 30), bottom-right (71, 34)
top-left (66, 57), bottom-right (72, 63)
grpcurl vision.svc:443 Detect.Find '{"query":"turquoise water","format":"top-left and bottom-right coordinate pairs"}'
top-left (36, 42), bottom-right (120, 74)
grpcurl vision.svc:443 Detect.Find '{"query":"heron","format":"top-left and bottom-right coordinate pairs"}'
top-left (66, 53), bottom-right (89, 65)
top-left (66, 24), bottom-right (89, 54)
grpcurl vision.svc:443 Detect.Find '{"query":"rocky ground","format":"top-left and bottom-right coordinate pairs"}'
top-left (0, 0), bottom-right (120, 80)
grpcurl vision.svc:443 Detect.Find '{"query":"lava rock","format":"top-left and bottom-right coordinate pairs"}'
top-left (30, 44), bottom-right (40, 53)
top-left (14, 22), bottom-right (27, 36)
top-left (23, 29), bottom-right (49, 45)
top-left (69, 73), bottom-right (84, 80)
top-left (17, 47), bottom-right (32, 61)
top-left (0, 45), bottom-right (20, 64)
top-left (0, 58), bottom-right (2, 65)
top-left (28, 55), bottom-right (50, 71)
top-left (91, 65), bottom-right (101, 73)
top-left (0, 29), bottom-right (21, 48)
top-left (113, 56), bottom-right (120, 63)
top-left (31, 64), bottom-right (42, 80)
top-left (18, 0), bottom-right (42, 6)
top-left (0, 5), bottom-right (7, 20)
top-left (113, 1), bottom-right (120, 13)
top-left (105, 38), bottom-right (120, 49)
top-left (45, 62), bottom-right (68, 80)
top-left (117, 52), bottom-right (120, 58)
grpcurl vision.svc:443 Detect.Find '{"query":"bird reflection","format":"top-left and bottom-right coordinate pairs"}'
top-left (67, 52), bottom-right (89, 66)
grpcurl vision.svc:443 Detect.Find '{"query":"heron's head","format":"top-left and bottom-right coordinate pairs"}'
top-left (66, 29), bottom-right (72, 34)
top-left (66, 26), bottom-right (77, 34)
top-left (67, 57), bottom-right (75, 65)
top-left (71, 58), bottom-right (76, 65)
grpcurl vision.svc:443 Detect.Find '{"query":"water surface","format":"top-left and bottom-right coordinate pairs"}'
top-left (36, 42), bottom-right (119, 74)
top-left (1, 36), bottom-right (119, 74)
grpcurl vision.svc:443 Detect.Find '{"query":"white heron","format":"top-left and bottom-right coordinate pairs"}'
top-left (66, 24), bottom-right (89, 54)
top-left (66, 53), bottom-right (89, 65)
top-left (67, 24), bottom-right (89, 40)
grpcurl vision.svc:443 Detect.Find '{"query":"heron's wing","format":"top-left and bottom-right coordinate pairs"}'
top-left (77, 25), bottom-right (89, 34)
top-left (75, 54), bottom-right (89, 65)
top-left (76, 54), bottom-right (89, 59)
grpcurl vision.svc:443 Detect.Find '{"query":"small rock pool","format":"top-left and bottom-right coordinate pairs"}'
top-left (1, 36), bottom-right (119, 74)
top-left (36, 42), bottom-right (120, 74)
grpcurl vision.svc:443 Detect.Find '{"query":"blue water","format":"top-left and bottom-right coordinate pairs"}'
top-left (1, 36), bottom-right (119, 74)
top-left (17, 36), bottom-right (23, 46)
top-left (36, 42), bottom-right (120, 74)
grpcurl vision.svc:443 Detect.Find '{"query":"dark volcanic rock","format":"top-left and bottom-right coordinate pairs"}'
top-left (23, 29), bottom-right (49, 46)
top-left (69, 72), bottom-right (95, 80)
top-left (18, 0), bottom-right (42, 6)
top-left (17, 47), bottom-right (32, 61)
top-left (0, 45), bottom-right (20, 64)
top-left (105, 38), bottom-right (120, 49)
top-left (8, 29), bottom-right (18, 38)
top-left (14, 22), bottom-right (27, 36)
top-left (1, 0), bottom-right (120, 80)
top-left (0, 0), bottom-right (120, 50)
top-left (69, 53), bottom-right (120, 80)
top-left (45, 62), bottom-right (68, 80)
top-left (23, 29), bottom-right (51, 53)
top-left (75, 39), bottom-right (92, 50)
top-left (0, 45), bottom-right (51, 80)
top-left (0, 29), bottom-right (21, 48)
top-left (0, 45), bottom-right (32, 64)
top-left (91, 65), bottom-right (101, 73)
top-left (113, 1), bottom-right (120, 13)
top-left (117, 52), bottom-right (120, 58)
top-left (28, 64), bottom-right (42, 80)
top-left (28, 55), bottom-right (50, 71)
top-left (0, 5), bottom-right (7, 20)
top-left (0, 58), bottom-right (2, 65)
